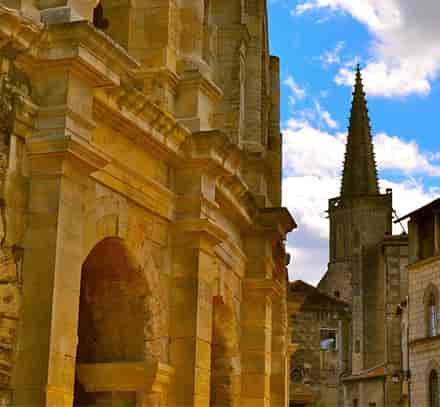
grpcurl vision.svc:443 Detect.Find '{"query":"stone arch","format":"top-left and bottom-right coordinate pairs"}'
top-left (210, 296), bottom-right (241, 407)
top-left (73, 237), bottom-right (162, 405)
top-left (84, 197), bottom-right (168, 363)
top-left (424, 283), bottom-right (440, 337)
top-left (426, 360), bottom-right (440, 407)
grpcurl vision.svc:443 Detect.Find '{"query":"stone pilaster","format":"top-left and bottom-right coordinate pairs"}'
top-left (169, 218), bottom-right (226, 407)
top-left (271, 277), bottom-right (289, 407)
top-left (241, 276), bottom-right (274, 407)
top-left (175, 1), bottom-right (222, 132)
top-left (175, 70), bottom-right (222, 132)
top-left (169, 150), bottom-right (228, 406)
top-left (211, 24), bottom-right (248, 145)
top-left (242, 208), bottom-right (295, 407)
top-left (12, 35), bottom-right (111, 406)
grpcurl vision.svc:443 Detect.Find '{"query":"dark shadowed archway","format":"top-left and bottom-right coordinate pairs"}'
top-left (73, 237), bottom-right (149, 406)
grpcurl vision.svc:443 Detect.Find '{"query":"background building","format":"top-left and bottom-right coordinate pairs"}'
top-left (0, 0), bottom-right (295, 406)
top-left (289, 281), bottom-right (349, 407)
top-left (299, 68), bottom-right (409, 407)
top-left (400, 199), bottom-right (440, 407)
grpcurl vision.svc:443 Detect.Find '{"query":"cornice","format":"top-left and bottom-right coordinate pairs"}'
top-left (216, 179), bottom-right (255, 227)
top-left (251, 207), bottom-right (297, 239)
top-left (172, 218), bottom-right (228, 247)
top-left (134, 67), bottom-right (180, 92)
top-left (42, 21), bottom-right (139, 79)
top-left (243, 278), bottom-right (281, 298)
top-left (180, 130), bottom-right (242, 175)
top-left (0, 6), bottom-right (43, 51)
top-left (94, 90), bottom-right (190, 163)
top-left (27, 133), bottom-right (110, 176)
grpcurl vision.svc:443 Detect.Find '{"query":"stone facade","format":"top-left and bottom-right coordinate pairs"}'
top-left (288, 281), bottom-right (349, 407)
top-left (0, 1), bottom-right (296, 406)
top-left (402, 199), bottom-right (440, 407)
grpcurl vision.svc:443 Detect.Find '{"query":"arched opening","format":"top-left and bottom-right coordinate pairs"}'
top-left (430, 293), bottom-right (438, 337)
top-left (73, 237), bottom-right (148, 406)
top-left (93, 1), bottom-right (109, 30)
top-left (430, 370), bottom-right (439, 407)
top-left (210, 299), bottom-right (241, 407)
top-left (425, 285), bottom-right (439, 338)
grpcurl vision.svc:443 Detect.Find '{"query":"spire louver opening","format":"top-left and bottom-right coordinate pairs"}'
top-left (341, 65), bottom-right (379, 197)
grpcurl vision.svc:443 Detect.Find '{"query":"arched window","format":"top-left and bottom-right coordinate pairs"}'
top-left (93, 1), bottom-right (109, 30)
top-left (430, 293), bottom-right (438, 337)
top-left (425, 285), bottom-right (439, 338)
top-left (430, 370), bottom-right (439, 407)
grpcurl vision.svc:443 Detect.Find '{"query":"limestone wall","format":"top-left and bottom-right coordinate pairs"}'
top-left (0, 2), bottom-right (294, 406)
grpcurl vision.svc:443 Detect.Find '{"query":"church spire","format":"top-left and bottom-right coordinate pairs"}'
top-left (341, 65), bottom-right (379, 197)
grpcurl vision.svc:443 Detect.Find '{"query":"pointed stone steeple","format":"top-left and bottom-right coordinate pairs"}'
top-left (341, 65), bottom-right (379, 196)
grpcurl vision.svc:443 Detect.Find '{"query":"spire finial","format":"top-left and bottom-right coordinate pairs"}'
top-left (340, 66), bottom-right (379, 197)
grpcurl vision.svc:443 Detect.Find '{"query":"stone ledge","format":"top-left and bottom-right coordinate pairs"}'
top-left (172, 218), bottom-right (228, 247)
top-left (94, 88), bottom-right (190, 162)
top-left (27, 134), bottom-right (110, 175)
top-left (77, 361), bottom-right (174, 393)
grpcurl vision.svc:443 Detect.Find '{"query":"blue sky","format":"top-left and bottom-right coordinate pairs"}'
top-left (268, 0), bottom-right (440, 284)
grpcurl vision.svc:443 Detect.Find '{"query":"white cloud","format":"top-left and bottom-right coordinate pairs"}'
top-left (315, 101), bottom-right (339, 128)
top-left (335, 63), bottom-right (431, 97)
top-left (287, 245), bottom-right (329, 286)
top-left (283, 75), bottom-right (307, 105)
top-left (375, 133), bottom-right (440, 175)
top-left (295, 0), bottom-right (440, 97)
top-left (283, 118), bottom-right (440, 284)
top-left (320, 41), bottom-right (345, 66)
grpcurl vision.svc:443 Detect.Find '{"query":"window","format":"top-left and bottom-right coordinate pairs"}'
top-left (430, 370), bottom-right (439, 407)
top-left (290, 367), bottom-right (303, 383)
top-left (320, 329), bottom-right (337, 351)
top-left (353, 399), bottom-right (358, 407)
top-left (430, 294), bottom-right (438, 337)
top-left (93, 2), bottom-right (109, 30)
top-left (355, 339), bottom-right (361, 354)
top-left (425, 286), bottom-right (439, 338)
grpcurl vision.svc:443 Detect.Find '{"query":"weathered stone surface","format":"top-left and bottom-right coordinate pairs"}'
top-left (0, 2), bottom-right (295, 406)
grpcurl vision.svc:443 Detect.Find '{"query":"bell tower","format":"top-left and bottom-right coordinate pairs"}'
top-left (319, 66), bottom-right (393, 374)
